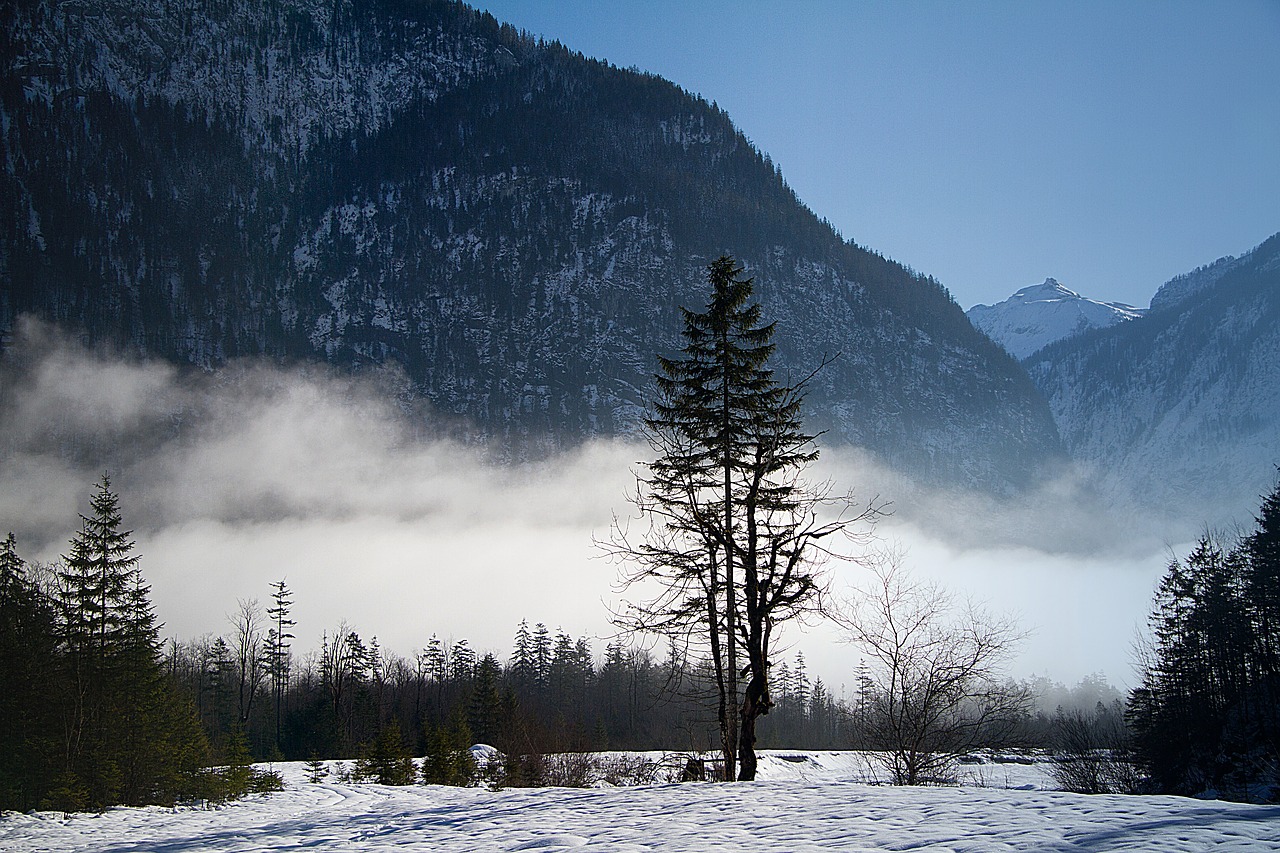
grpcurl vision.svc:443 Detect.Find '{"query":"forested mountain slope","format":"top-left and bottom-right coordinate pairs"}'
top-left (0, 0), bottom-right (1062, 489)
top-left (1025, 234), bottom-right (1280, 519)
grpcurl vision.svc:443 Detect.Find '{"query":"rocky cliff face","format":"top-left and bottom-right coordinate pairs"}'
top-left (0, 0), bottom-right (1063, 490)
top-left (1024, 235), bottom-right (1280, 521)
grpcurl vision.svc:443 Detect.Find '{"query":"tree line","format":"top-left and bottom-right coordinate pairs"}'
top-left (160, 600), bottom-right (877, 770)
top-left (0, 476), bottom-right (279, 812)
top-left (1128, 477), bottom-right (1280, 800)
top-left (11, 463), bottom-right (1268, 807)
top-left (0, 467), bottom-right (1060, 808)
top-left (0, 469), bottom-right (873, 809)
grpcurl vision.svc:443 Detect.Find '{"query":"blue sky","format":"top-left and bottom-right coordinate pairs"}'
top-left (474, 0), bottom-right (1279, 309)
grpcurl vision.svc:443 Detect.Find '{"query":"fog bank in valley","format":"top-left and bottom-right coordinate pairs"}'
top-left (1, 319), bottom-right (1186, 688)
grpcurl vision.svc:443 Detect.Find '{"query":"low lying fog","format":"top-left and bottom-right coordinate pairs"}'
top-left (0, 320), bottom-right (1188, 690)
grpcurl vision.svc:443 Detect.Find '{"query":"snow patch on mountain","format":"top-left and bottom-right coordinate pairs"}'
top-left (1024, 234), bottom-right (1280, 526)
top-left (967, 279), bottom-right (1145, 360)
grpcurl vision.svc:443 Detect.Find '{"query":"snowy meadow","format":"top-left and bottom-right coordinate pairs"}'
top-left (5, 753), bottom-right (1278, 852)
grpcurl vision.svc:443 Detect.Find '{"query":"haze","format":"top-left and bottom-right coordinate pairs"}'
top-left (0, 322), bottom-right (1184, 691)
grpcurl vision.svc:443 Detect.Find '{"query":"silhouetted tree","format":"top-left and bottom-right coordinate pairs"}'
top-left (0, 534), bottom-right (60, 810)
top-left (611, 256), bottom-right (877, 779)
top-left (845, 554), bottom-right (1029, 786)
top-left (51, 476), bottom-right (210, 808)
top-left (1130, 476), bottom-right (1280, 799)
top-left (265, 579), bottom-right (296, 753)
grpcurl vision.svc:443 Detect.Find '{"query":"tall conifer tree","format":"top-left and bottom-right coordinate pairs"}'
top-left (614, 256), bottom-right (875, 779)
top-left (53, 476), bottom-right (209, 807)
top-left (265, 579), bottom-right (296, 754)
top-left (0, 533), bottom-right (60, 809)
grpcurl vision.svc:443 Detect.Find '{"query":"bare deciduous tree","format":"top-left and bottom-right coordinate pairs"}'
top-left (231, 598), bottom-right (267, 727)
top-left (843, 553), bottom-right (1030, 785)
top-left (1048, 702), bottom-right (1142, 794)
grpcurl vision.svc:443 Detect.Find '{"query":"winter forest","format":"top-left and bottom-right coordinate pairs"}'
top-left (3, 259), bottom-right (1279, 815)
top-left (2, 1), bottom-right (1279, 850)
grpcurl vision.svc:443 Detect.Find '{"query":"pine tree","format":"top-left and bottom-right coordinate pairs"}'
top-left (614, 256), bottom-right (778, 779)
top-left (794, 650), bottom-right (809, 707)
top-left (549, 628), bottom-right (578, 711)
top-left (52, 476), bottom-right (210, 807)
top-left (1130, 480), bottom-right (1280, 802)
top-left (509, 619), bottom-right (533, 687)
top-left (421, 712), bottom-right (475, 786)
top-left (0, 533), bottom-right (60, 810)
top-left (531, 622), bottom-right (552, 694)
top-left (449, 638), bottom-right (476, 681)
top-left (264, 579), bottom-right (295, 754)
top-left (357, 719), bottom-right (415, 785)
top-left (206, 636), bottom-right (236, 735)
top-left (469, 653), bottom-right (504, 745)
top-left (1244, 477), bottom-right (1280, 765)
top-left (612, 256), bottom-right (873, 779)
top-left (305, 755), bottom-right (329, 784)
top-left (423, 634), bottom-right (447, 683)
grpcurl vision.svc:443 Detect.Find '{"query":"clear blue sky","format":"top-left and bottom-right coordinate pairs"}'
top-left (474, 0), bottom-right (1279, 309)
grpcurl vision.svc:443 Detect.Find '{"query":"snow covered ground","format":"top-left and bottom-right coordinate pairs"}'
top-left (4, 752), bottom-right (1279, 852)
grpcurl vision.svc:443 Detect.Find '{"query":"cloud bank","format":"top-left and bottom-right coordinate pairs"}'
top-left (0, 319), bottom-right (1193, 686)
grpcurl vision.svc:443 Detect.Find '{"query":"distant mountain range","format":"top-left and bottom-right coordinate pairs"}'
top-left (966, 279), bottom-right (1145, 361)
top-left (0, 0), bottom-right (1062, 492)
top-left (1023, 235), bottom-right (1280, 522)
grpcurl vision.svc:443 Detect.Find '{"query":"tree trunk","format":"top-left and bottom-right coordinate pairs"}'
top-left (738, 677), bottom-right (763, 781)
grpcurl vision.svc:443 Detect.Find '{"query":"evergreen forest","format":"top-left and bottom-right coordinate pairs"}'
top-left (4, 470), bottom-right (1279, 809)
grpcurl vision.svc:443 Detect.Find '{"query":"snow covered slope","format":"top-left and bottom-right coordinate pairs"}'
top-left (1025, 234), bottom-right (1280, 524)
top-left (967, 279), bottom-right (1145, 360)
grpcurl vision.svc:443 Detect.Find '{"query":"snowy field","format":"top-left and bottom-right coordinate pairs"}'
top-left (4, 752), bottom-right (1279, 852)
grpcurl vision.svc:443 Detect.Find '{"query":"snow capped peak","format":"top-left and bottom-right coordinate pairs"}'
top-left (1009, 278), bottom-right (1080, 302)
top-left (966, 279), bottom-right (1145, 360)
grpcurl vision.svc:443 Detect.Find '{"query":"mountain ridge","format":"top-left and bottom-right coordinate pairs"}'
top-left (0, 0), bottom-right (1062, 490)
top-left (1024, 233), bottom-right (1280, 522)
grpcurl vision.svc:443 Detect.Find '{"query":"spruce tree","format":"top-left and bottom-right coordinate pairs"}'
top-left (449, 638), bottom-right (476, 680)
top-left (358, 719), bottom-right (415, 785)
top-left (613, 256), bottom-right (872, 780)
top-left (265, 579), bottom-right (296, 755)
top-left (0, 533), bottom-right (60, 810)
top-left (1245, 477), bottom-right (1280, 673)
top-left (305, 755), bottom-right (329, 783)
top-left (509, 618), bottom-right (534, 690)
top-left (1243, 476), bottom-right (1280, 780)
top-left (469, 653), bottom-right (504, 745)
top-left (1130, 478), bottom-right (1280, 801)
top-left (53, 476), bottom-right (210, 807)
top-left (531, 622), bottom-right (552, 695)
top-left (421, 712), bottom-right (475, 786)
top-left (623, 255), bottom-right (779, 779)
top-left (423, 634), bottom-right (446, 683)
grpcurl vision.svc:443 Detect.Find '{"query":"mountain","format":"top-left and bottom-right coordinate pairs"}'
top-left (966, 279), bottom-right (1145, 361)
top-left (1024, 234), bottom-right (1280, 521)
top-left (0, 0), bottom-right (1063, 490)
top-left (1148, 253), bottom-right (1250, 313)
